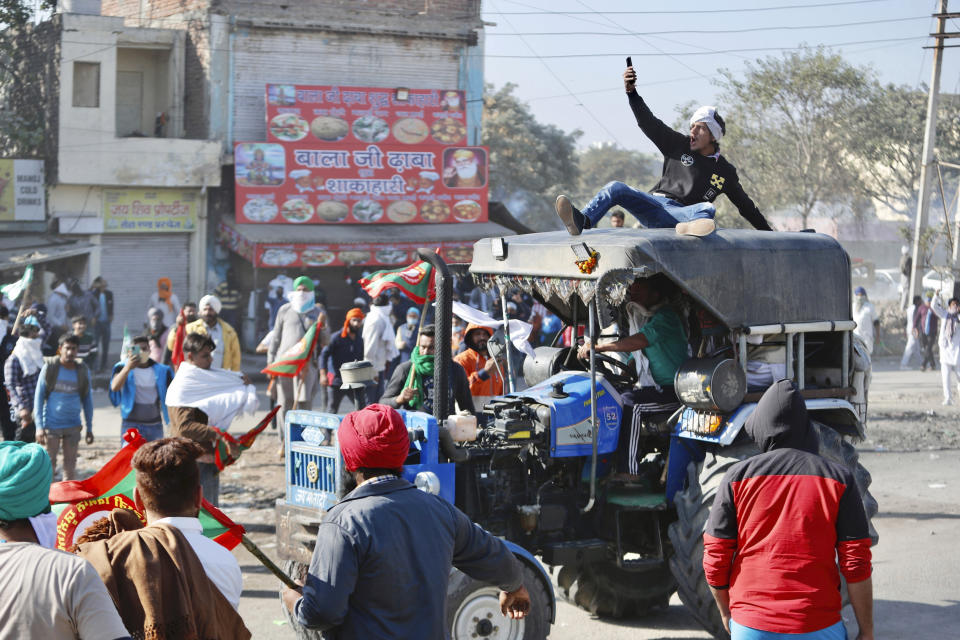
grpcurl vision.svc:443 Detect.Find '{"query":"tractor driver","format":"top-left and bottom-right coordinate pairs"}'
top-left (577, 274), bottom-right (687, 481)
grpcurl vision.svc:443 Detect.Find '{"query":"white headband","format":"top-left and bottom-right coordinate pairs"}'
top-left (690, 105), bottom-right (723, 142)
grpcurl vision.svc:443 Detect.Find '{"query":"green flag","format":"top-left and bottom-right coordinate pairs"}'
top-left (0, 265), bottom-right (33, 301)
top-left (261, 319), bottom-right (322, 378)
top-left (359, 259), bottom-right (436, 304)
top-left (48, 430), bottom-right (245, 552)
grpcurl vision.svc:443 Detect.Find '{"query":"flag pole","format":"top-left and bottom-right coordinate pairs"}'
top-left (240, 534), bottom-right (300, 589)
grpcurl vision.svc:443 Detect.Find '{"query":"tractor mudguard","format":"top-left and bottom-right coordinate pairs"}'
top-left (502, 540), bottom-right (557, 623)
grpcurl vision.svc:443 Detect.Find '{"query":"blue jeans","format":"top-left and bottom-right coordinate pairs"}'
top-left (731, 619), bottom-right (847, 640)
top-left (121, 421), bottom-right (164, 443)
top-left (582, 181), bottom-right (715, 229)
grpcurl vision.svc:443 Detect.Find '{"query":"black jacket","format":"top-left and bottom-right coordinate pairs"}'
top-left (320, 332), bottom-right (364, 386)
top-left (627, 90), bottom-right (771, 231)
top-left (380, 359), bottom-right (475, 416)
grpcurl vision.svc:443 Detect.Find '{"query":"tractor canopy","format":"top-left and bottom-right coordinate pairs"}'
top-left (469, 228), bottom-right (852, 329)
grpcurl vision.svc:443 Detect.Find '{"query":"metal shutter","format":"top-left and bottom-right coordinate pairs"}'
top-left (232, 30), bottom-right (462, 144)
top-left (99, 234), bottom-right (190, 355)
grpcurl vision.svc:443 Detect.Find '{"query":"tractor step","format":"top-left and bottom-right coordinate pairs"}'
top-left (606, 489), bottom-right (667, 510)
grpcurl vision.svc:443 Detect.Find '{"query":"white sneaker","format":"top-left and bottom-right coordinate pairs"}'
top-left (676, 218), bottom-right (716, 236)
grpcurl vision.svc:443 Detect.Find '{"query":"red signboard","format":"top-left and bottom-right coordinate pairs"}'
top-left (234, 84), bottom-right (488, 225)
top-left (256, 241), bottom-right (474, 269)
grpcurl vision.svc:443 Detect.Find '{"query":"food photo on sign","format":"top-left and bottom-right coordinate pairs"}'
top-left (255, 242), bottom-right (473, 268)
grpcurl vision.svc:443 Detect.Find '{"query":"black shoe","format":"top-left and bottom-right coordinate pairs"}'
top-left (555, 195), bottom-right (586, 236)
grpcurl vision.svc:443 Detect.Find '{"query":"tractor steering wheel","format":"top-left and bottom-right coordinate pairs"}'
top-left (592, 353), bottom-right (638, 388)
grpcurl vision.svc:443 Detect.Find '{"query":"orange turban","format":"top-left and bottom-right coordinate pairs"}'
top-left (341, 307), bottom-right (365, 338)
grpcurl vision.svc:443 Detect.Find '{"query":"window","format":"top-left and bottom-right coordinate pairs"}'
top-left (72, 61), bottom-right (100, 107)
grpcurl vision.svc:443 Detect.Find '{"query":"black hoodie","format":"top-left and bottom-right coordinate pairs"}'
top-left (702, 380), bottom-right (872, 634)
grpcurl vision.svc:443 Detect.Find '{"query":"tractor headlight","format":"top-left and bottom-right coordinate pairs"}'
top-left (414, 471), bottom-right (441, 495)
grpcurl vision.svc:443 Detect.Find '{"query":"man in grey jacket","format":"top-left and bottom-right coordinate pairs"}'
top-left (282, 404), bottom-right (531, 638)
top-left (268, 276), bottom-right (330, 446)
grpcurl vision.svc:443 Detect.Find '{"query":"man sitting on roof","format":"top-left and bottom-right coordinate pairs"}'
top-left (578, 274), bottom-right (687, 481)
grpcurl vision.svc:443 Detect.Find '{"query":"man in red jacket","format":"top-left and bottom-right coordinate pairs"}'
top-left (703, 380), bottom-right (874, 640)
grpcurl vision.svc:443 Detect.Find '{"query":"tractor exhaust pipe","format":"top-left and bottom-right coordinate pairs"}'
top-left (417, 249), bottom-right (452, 423)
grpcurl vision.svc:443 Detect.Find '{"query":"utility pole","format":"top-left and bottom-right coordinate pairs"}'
top-left (909, 0), bottom-right (952, 305)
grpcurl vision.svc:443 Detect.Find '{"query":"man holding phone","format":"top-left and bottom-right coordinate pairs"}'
top-left (555, 59), bottom-right (771, 237)
top-left (109, 335), bottom-right (174, 442)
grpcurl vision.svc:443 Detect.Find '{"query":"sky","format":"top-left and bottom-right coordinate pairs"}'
top-left (481, 0), bottom-right (960, 156)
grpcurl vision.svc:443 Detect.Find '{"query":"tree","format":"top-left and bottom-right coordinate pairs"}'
top-left (0, 1), bottom-right (56, 155)
top-left (848, 84), bottom-right (960, 219)
top-left (574, 142), bottom-right (658, 224)
top-left (715, 47), bottom-right (874, 229)
top-left (482, 83), bottom-right (581, 230)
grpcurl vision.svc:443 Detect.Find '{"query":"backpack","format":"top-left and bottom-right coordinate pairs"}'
top-left (42, 356), bottom-right (90, 401)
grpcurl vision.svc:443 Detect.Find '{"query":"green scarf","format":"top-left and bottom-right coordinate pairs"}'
top-left (404, 346), bottom-right (435, 410)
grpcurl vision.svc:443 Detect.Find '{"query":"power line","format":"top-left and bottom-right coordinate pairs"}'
top-left (488, 0), bottom-right (622, 142)
top-left (485, 36), bottom-right (928, 59)
top-left (486, 15), bottom-right (929, 37)
top-left (487, 0), bottom-right (899, 16)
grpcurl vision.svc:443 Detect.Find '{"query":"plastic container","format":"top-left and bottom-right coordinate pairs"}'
top-left (446, 413), bottom-right (478, 442)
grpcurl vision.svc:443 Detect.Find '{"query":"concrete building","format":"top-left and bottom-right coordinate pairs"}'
top-left (97, 0), bottom-right (512, 346)
top-left (2, 3), bottom-right (220, 358)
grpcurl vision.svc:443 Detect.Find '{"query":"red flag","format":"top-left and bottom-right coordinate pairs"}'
top-left (359, 259), bottom-right (436, 304)
top-left (50, 430), bottom-right (246, 552)
top-left (211, 406), bottom-right (280, 471)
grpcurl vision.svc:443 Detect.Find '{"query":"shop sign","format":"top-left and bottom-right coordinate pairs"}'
top-left (234, 85), bottom-right (487, 225)
top-left (216, 220), bottom-right (256, 263)
top-left (256, 241), bottom-right (474, 268)
top-left (102, 189), bottom-right (198, 233)
top-left (0, 159), bottom-right (44, 222)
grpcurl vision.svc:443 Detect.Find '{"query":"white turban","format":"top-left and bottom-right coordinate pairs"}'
top-left (690, 105), bottom-right (724, 142)
top-left (199, 294), bottom-right (222, 314)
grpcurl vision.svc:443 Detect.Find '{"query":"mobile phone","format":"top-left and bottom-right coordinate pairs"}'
top-left (129, 345), bottom-right (141, 357)
top-left (626, 56), bottom-right (632, 67)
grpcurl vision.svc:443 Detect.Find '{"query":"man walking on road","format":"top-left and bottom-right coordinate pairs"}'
top-left (186, 295), bottom-right (241, 371)
top-left (555, 65), bottom-right (771, 237)
top-left (281, 404), bottom-right (531, 637)
top-left (34, 334), bottom-right (95, 480)
top-left (4, 317), bottom-right (44, 442)
top-left (91, 276), bottom-right (113, 372)
top-left (269, 276), bottom-right (330, 445)
top-left (930, 294), bottom-right (960, 405)
top-left (362, 294), bottom-right (400, 404)
top-left (320, 307), bottom-right (365, 414)
top-left (900, 295), bottom-right (922, 370)
top-left (703, 380), bottom-right (874, 640)
top-left (109, 335), bottom-right (174, 442)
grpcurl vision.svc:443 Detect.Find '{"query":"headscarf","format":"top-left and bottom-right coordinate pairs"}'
top-left (293, 275), bottom-right (315, 292)
top-left (690, 105), bottom-right (725, 142)
top-left (0, 441), bottom-right (53, 521)
top-left (403, 345), bottom-right (435, 410)
top-left (157, 278), bottom-right (174, 312)
top-left (337, 404), bottom-right (410, 472)
top-left (199, 294), bottom-right (221, 314)
top-left (12, 333), bottom-right (44, 376)
top-left (341, 307), bottom-right (365, 338)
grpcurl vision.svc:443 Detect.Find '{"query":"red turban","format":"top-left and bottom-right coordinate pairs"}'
top-left (341, 307), bottom-right (365, 338)
top-left (338, 404), bottom-right (409, 472)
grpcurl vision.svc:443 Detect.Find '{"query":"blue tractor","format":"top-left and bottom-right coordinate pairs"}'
top-left (276, 229), bottom-right (878, 639)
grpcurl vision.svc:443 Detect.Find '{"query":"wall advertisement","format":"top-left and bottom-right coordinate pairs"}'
top-left (0, 159), bottom-right (45, 222)
top-left (235, 85), bottom-right (488, 225)
top-left (102, 189), bottom-right (198, 233)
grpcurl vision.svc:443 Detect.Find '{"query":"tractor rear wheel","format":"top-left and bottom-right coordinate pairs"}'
top-left (556, 557), bottom-right (675, 618)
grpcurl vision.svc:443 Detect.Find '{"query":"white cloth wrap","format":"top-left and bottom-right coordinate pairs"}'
top-left (452, 301), bottom-right (535, 358)
top-left (165, 362), bottom-right (258, 431)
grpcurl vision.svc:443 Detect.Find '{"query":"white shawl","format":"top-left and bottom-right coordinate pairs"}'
top-left (165, 362), bottom-right (258, 431)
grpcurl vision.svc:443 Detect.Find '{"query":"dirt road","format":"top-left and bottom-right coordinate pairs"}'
top-left (76, 355), bottom-right (959, 639)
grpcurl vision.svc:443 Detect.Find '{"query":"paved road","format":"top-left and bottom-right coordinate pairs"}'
top-left (79, 365), bottom-right (960, 639)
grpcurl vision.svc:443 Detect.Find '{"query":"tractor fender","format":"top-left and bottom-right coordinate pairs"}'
top-left (503, 540), bottom-right (556, 623)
